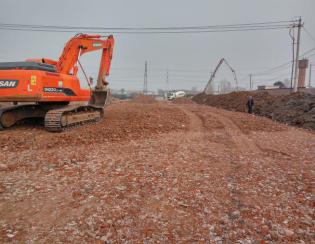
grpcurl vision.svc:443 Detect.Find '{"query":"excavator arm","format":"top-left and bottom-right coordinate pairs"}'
top-left (56, 34), bottom-right (114, 90)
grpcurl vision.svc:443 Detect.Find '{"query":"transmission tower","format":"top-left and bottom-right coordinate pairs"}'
top-left (166, 68), bottom-right (169, 91)
top-left (143, 61), bottom-right (148, 94)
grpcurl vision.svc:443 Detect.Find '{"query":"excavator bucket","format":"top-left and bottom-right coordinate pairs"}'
top-left (88, 89), bottom-right (110, 108)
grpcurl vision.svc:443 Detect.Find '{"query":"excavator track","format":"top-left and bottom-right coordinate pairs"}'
top-left (44, 105), bottom-right (104, 132)
top-left (0, 104), bottom-right (47, 130)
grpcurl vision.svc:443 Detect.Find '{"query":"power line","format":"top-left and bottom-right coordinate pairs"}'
top-left (0, 20), bottom-right (295, 34)
top-left (0, 26), bottom-right (291, 34)
top-left (238, 46), bottom-right (315, 85)
top-left (250, 46), bottom-right (315, 77)
top-left (0, 20), bottom-right (294, 30)
top-left (303, 26), bottom-right (315, 44)
top-left (253, 71), bottom-right (291, 84)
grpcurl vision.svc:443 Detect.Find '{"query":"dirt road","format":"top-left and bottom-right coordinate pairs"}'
top-left (0, 100), bottom-right (314, 243)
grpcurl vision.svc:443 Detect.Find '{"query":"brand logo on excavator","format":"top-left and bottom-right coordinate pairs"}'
top-left (0, 80), bottom-right (19, 88)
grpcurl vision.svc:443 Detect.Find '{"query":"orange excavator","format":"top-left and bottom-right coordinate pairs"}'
top-left (0, 34), bottom-right (114, 132)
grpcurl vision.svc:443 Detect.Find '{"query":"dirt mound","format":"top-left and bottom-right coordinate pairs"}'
top-left (171, 97), bottom-right (195, 104)
top-left (193, 91), bottom-right (315, 130)
top-left (131, 94), bottom-right (157, 104)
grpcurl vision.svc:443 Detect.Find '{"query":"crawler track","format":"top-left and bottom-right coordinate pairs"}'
top-left (0, 104), bottom-right (46, 130)
top-left (44, 105), bottom-right (104, 132)
top-left (0, 104), bottom-right (104, 132)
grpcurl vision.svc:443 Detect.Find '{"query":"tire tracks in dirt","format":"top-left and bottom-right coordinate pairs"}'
top-left (210, 110), bottom-right (261, 155)
top-left (175, 104), bottom-right (262, 240)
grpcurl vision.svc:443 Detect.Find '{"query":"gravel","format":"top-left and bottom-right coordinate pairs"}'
top-left (0, 100), bottom-right (314, 243)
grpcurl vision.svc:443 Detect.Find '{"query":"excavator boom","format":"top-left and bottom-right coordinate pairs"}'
top-left (204, 58), bottom-right (238, 94)
top-left (57, 34), bottom-right (114, 89)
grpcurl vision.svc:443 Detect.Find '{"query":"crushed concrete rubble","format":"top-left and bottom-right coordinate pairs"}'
top-left (0, 99), bottom-right (314, 243)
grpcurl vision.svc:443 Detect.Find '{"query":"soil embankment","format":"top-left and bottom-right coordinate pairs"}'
top-left (193, 91), bottom-right (315, 130)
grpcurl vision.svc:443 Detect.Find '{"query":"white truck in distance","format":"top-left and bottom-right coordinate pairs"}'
top-left (166, 91), bottom-right (186, 100)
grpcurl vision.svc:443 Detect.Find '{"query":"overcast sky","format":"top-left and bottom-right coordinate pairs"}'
top-left (0, 0), bottom-right (314, 92)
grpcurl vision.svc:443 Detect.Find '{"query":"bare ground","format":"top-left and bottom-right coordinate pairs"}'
top-left (0, 101), bottom-right (314, 243)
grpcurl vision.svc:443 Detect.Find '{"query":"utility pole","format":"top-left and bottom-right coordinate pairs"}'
top-left (289, 27), bottom-right (295, 89)
top-left (293, 17), bottom-right (303, 93)
top-left (249, 74), bottom-right (252, 90)
top-left (308, 62), bottom-right (313, 88)
top-left (143, 61), bottom-right (148, 94)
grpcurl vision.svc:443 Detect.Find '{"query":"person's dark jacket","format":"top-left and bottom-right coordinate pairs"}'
top-left (246, 98), bottom-right (254, 108)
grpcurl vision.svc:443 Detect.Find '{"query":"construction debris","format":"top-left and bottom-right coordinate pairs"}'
top-left (0, 101), bottom-right (314, 243)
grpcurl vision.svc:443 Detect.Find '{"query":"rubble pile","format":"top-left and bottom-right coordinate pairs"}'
top-left (0, 102), bottom-right (314, 243)
top-left (193, 91), bottom-right (315, 130)
top-left (0, 102), bottom-right (189, 152)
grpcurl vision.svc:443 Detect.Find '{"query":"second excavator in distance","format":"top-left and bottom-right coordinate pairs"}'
top-left (0, 34), bottom-right (114, 132)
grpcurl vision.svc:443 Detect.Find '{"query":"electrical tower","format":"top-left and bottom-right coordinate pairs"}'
top-left (166, 68), bottom-right (169, 91)
top-left (249, 74), bottom-right (253, 90)
top-left (143, 61), bottom-right (148, 94)
top-left (309, 62), bottom-right (313, 88)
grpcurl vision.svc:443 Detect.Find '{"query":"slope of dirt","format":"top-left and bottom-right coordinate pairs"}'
top-left (193, 91), bottom-right (315, 130)
top-left (131, 94), bottom-right (157, 104)
top-left (0, 102), bottom-right (314, 243)
top-left (171, 97), bottom-right (196, 104)
top-left (0, 102), bottom-right (188, 152)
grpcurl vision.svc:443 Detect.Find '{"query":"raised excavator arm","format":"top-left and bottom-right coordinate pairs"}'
top-left (204, 58), bottom-right (238, 94)
top-left (28, 34), bottom-right (115, 107)
top-left (28, 34), bottom-right (114, 91)
top-left (56, 34), bottom-right (114, 91)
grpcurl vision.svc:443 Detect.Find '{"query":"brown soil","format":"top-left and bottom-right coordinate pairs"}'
top-left (193, 91), bottom-right (315, 130)
top-left (0, 101), bottom-right (314, 243)
top-left (171, 97), bottom-right (196, 104)
top-left (131, 94), bottom-right (157, 104)
top-left (0, 102), bottom-right (188, 152)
